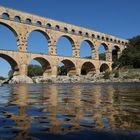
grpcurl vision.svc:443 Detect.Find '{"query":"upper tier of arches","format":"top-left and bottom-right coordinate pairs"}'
top-left (0, 21), bottom-right (124, 61)
top-left (0, 9), bottom-right (128, 46)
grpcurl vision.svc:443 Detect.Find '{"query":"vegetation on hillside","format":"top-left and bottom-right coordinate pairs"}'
top-left (113, 35), bottom-right (140, 69)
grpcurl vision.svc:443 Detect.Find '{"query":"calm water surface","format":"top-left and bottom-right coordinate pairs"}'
top-left (0, 83), bottom-right (140, 140)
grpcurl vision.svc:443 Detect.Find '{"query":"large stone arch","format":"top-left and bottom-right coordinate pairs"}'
top-left (112, 45), bottom-right (121, 59)
top-left (58, 59), bottom-right (76, 76)
top-left (81, 62), bottom-right (96, 75)
top-left (27, 29), bottom-right (51, 53)
top-left (80, 39), bottom-right (95, 49)
top-left (0, 22), bottom-right (18, 37)
top-left (0, 21), bottom-right (18, 51)
top-left (98, 42), bottom-right (109, 61)
top-left (56, 34), bottom-right (76, 56)
top-left (100, 63), bottom-right (110, 72)
top-left (0, 53), bottom-right (19, 76)
top-left (80, 39), bottom-right (95, 58)
top-left (28, 57), bottom-right (52, 77)
top-left (27, 29), bottom-right (51, 40)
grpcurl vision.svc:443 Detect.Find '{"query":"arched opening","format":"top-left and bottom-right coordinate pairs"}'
top-left (14, 16), bottom-right (21, 22)
top-left (80, 40), bottom-right (94, 59)
top-left (27, 30), bottom-right (49, 54)
top-left (100, 63), bottom-right (110, 72)
top-left (57, 36), bottom-right (74, 57)
top-left (98, 43), bottom-right (108, 60)
top-left (112, 46), bottom-right (121, 61)
top-left (46, 23), bottom-right (51, 29)
top-left (58, 59), bottom-right (76, 76)
top-left (36, 21), bottom-right (42, 27)
top-left (0, 23), bottom-right (17, 50)
top-left (81, 62), bottom-right (96, 75)
top-left (55, 25), bottom-right (60, 31)
top-left (2, 13), bottom-right (10, 20)
top-left (0, 54), bottom-right (19, 79)
top-left (28, 58), bottom-right (51, 77)
top-left (25, 18), bottom-right (32, 24)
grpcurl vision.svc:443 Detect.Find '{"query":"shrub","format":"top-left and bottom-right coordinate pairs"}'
top-left (0, 76), bottom-right (6, 80)
top-left (103, 71), bottom-right (110, 79)
top-left (114, 71), bottom-right (119, 78)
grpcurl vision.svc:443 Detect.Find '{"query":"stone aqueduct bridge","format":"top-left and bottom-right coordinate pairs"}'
top-left (0, 6), bottom-right (128, 77)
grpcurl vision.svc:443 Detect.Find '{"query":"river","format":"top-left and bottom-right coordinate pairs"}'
top-left (0, 83), bottom-right (140, 140)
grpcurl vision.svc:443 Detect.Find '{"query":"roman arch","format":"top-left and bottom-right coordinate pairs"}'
top-left (0, 6), bottom-right (128, 78)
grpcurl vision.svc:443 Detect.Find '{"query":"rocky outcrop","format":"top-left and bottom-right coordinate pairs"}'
top-left (9, 75), bottom-right (33, 84)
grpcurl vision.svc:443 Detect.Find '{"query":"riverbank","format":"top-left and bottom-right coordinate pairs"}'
top-left (0, 69), bottom-right (140, 84)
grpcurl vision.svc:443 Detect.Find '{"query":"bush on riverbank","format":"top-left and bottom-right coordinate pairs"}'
top-left (0, 76), bottom-right (6, 80)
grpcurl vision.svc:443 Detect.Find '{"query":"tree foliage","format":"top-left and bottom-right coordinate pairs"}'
top-left (113, 35), bottom-right (140, 69)
top-left (58, 66), bottom-right (67, 75)
top-left (28, 64), bottom-right (43, 77)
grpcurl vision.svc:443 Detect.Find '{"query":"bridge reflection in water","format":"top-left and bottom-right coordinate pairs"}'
top-left (0, 83), bottom-right (140, 140)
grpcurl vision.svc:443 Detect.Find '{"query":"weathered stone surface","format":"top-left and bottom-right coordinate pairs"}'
top-left (0, 6), bottom-right (128, 78)
top-left (9, 76), bottom-right (33, 84)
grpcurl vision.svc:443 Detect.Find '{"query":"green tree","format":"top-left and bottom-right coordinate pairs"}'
top-left (58, 66), bottom-right (67, 75)
top-left (28, 64), bottom-right (43, 77)
top-left (112, 35), bottom-right (140, 69)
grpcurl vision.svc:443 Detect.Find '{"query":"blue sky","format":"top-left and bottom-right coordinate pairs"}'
top-left (0, 0), bottom-right (140, 77)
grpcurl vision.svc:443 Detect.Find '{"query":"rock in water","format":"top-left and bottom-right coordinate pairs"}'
top-left (9, 75), bottom-right (33, 84)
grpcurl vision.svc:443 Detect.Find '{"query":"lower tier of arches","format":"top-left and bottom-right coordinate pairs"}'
top-left (0, 50), bottom-right (112, 78)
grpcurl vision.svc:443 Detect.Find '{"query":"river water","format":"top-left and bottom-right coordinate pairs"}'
top-left (0, 83), bottom-right (140, 140)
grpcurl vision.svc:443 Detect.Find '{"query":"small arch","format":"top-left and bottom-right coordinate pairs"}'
top-left (102, 36), bottom-right (105, 40)
top-left (79, 31), bottom-right (82, 35)
top-left (97, 35), bottom-right (100, 39)
top-left (92, 34), bottom-right (95, 38)
top-left (58, 59), bottom-right (76, 76)
top-left (71, 29), bottom-right (75, 34)
top-left (2, 13), bottom-right (10, 20)
top-left (14, 16), bottom-right (21, 22)
top-left (25, 18), bottom-right (32, 24)
top-left (46, 23), bottom-right (51, 28)
top-left (55, 25), bottom-right (60, 30)
top-left (110, 38), bottom-right (113, 42)
top-left (106, 37), bottom-right (109, 41)
top-left (36, 21), bottom-right (42, 26)
top-left (85, 32), bottom-right (89, 37)
top-left (28, 57), bottom-right (51, 77)
top-left (64, 27), bottom-right (68, 32)
top-left (81, 62), bottom-right (96, 75)
top-left (100, 63), bottom-right (110, 72)
top-left (125, 42), bottom-right (128, 45)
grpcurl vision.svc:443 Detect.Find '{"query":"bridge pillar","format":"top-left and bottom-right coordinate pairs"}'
top-left (51, 65), bottom-right (58, 77)
top-left (17, 31), bottom-right (28, 52)
top-left (18, 64), bottom-right (28, 76)
top-left (76, 67), bottom-right (81, 76)
top-left (92, 50), bottom-right (99, 60)
top-left (72, 48), bottom-right (80, 57)
top-left (106, 51), bottom-right (112, 62)
top-left (48, 44), bottom-right (57, 55)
